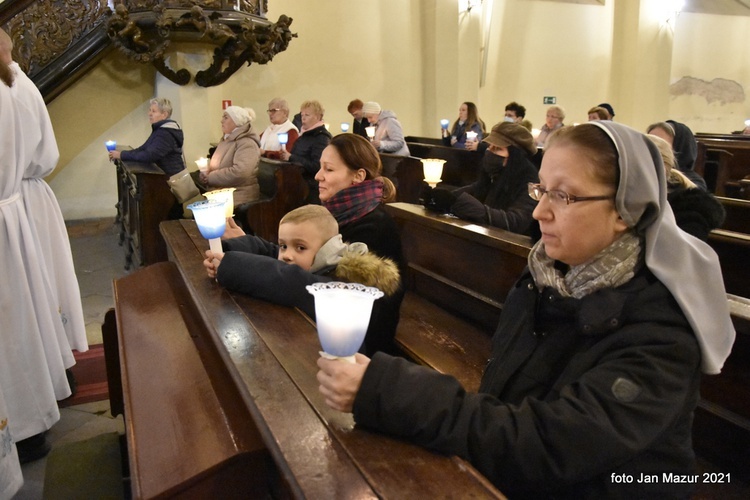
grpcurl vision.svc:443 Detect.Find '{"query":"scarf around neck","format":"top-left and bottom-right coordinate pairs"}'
top-left (323, 179), bottom-right (384, 228)
top-left (259, 120), bottom-right (297, 151)
top-left (300, 120), bottom-right (325, 135)
top-left (528, 230), bottom-right (642, 299)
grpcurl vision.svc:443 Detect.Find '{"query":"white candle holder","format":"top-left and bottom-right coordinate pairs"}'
top-left (421, 158), bottom-right (446, 188)
top-left (466, 131), bottom-right (478, 143)
top-left (306, 282), bottom-right (383, 363)
top-left (365, 126), bottom-right (376, 141)
top-left (204, 187), bottom-right (236, 218)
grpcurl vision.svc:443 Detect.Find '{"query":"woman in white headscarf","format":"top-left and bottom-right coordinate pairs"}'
top-left (316, 121), bottom-right (735, 498)
top-left (201, 106), bottom-right (261, 206)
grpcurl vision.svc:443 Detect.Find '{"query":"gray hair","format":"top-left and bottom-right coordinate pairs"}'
top-left (149, 98), bottom-right (173, 118)
top-left (268, 97), bottom-right (289, 113)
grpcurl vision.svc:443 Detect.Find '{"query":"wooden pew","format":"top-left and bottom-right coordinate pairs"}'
top-left (406, 141), bottom-right (484, 188)
top-left (102, 262), bottom-right (272, 498)
top-left (695, 134), bottom-right (750, 196)
top-left (708, 229), bottom-right (750, 299)
top-left (103, 218), bottom-right (506, 498)
top-left (718, 196), bottom-right (750, 234)
top-left (405, 135), bottom-right (443, 146)
top-left (386, 202), bottom-right (750, 480)
top-left (236, 158), bottom-right (308, 243)
top-left (385, 203), bottom-right (532, 391)
top-left (379, 153), bottom-right (424, 204)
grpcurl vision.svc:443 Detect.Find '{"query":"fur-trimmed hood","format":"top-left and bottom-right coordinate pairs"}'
top-left (333, 251), bottom-right (401, 297)
top-left (311, 235), bottom-right (400, 296)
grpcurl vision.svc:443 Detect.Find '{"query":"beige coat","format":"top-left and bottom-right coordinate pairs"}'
top-left (207, 122), bottom-right (261, 205)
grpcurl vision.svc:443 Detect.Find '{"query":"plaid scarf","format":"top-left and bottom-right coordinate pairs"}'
top-left (323, 179), bottom-right (384, 227)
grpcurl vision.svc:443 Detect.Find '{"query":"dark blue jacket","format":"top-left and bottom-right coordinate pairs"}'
top-left (120, 119), bottom-right (185, 176)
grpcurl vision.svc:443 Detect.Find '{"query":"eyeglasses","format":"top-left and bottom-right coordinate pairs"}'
top-left (546, 114), bottom-right (562, 120)
top-left (267, 108), bottom-right (282, 113)
top-left (528, 183), bottom-right (614, 206)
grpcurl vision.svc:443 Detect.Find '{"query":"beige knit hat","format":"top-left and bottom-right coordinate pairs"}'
top-left (362, 101), bottom-right (382, 115)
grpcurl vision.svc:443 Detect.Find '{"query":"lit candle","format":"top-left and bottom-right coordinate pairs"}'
top-left (195, 157), bottom-right (208, 172)
top-left (105, 140), bottom-right (117, 152)
top-left (440, 119), bottom-right (450, 130)
top-left (466, 131), bottom-right (478, 143)
top-left (365, 126), bottom-right (376, 140)
top-left (204, 188), bottom-right (236, 218)
top-left (277, 132), bottom-right (289, 151)
top-left (341, 122), bottom-right (350, 133)
top-left (421, 158), bottom-right (446, 188)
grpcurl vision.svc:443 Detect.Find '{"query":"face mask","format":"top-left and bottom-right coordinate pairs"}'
top-left (482, 151), bottom-right (505, 176)
top-left (503, 116), bottom-right (515, 123)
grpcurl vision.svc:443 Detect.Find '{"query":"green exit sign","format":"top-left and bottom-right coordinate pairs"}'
top-left (543, 96), bottom-right (556, 105)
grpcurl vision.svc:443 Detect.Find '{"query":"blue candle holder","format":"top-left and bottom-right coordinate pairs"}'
top-left (105, 140), bottom-right (117, 152)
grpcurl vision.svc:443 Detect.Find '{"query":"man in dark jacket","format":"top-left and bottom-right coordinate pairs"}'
top-left (108, 97), bottom-right (185, 176)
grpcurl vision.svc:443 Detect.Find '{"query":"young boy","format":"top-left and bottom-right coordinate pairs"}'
top-left (203, 205), bottom-right (400, 355)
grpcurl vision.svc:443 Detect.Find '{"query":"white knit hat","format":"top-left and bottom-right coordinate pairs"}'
top-left (362, 101), bottom-right (382, 115)
top-left (224, 106), bottom-right (251, 127)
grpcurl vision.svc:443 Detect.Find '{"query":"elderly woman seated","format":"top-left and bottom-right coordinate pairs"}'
top-left (535, 105), bottom-right (565, 147)
top-left (259, 97), bottom-right (299, 160)
top-left (201, 106), bottom-right (261, 207)
top-left (280, 100), bottom-right (332, 203)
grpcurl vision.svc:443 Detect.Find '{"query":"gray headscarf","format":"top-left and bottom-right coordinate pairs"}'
top-left (590, 121), bottom-right (734, 374)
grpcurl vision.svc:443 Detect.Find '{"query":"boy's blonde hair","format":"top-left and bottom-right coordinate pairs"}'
top-left (279, 205), bottom-right (338, 241)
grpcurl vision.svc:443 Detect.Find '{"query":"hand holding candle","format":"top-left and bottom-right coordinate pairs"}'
top-left (277, 132), bottom-right (289, 151)
top-left (195, 157), bottom-right (209, 173)
top-left (466, 131), bottom-right (478, 144)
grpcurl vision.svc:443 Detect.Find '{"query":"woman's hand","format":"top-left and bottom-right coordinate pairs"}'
top-left (317, 353), bottom-right (370, 413)
top-left (279, 149), bottom-right (291, 161)
top-left (222, 217), bottom-right (246, 240)
top-left (203, 249), bottom-right (224, 278)
top-left (465, 140), bottom-right (479, 151)
top-left (109, 150), bottom-right (121, 161)
top-left (371, 139), bottom-right (381, 149)
top-left (199, 171), bottom-right (209, 185)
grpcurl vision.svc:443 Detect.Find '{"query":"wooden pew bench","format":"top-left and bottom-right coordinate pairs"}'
top-left (379, 152), bottom-right (425, 204)
top-left (695, 134), bottom-right (750, 196)
top-left (718, 196), bottom-right (750, 234)
top-left (708, 228), bottom-right (750, 299)
top-left (102, 262), bottom-right (272, 498)
top-left (406, 141), bottom-right (484, 188)
top-left (235, 158), bottom-right (308, 243)
top-left (386, 203), bottom-right (532, 391)
top-left (104, 219), bottom-right (505, 498)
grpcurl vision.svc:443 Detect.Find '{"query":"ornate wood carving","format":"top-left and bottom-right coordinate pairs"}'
top-left (5, 0), bottom-right (109, 74)
top-left (105, 3), bottom-right (295, 87)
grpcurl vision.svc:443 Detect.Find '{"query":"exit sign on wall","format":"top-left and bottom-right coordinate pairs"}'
top-left (543, 96), bottom-right (556, 105)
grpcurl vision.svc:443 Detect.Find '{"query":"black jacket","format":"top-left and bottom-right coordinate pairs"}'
top-left (120, 119), bottom-right (185, 176)
top-left (354, 268), bottom-right (701, 499)
top-left (289, 125), bottom-right (332, 202)
top-left (668, 186), bottom-right (725, 241)
top-left (353, 118), bottom-right (369, 139)
top-left (450, 146), bottom-right (539, 235)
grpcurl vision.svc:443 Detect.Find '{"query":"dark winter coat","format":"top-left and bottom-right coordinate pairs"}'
top-left (353, 118), bottom-right (369, 139)
top-left (668, 186), bottom-right (725, 241)
top-left (353, 268), bottom-right (701, 499)
top-left (288, 125), bottom-right (332, 202)
top-left (120, 119), bottom-right (185, 176)
top-left (450, 146), bottom-right (539, 235)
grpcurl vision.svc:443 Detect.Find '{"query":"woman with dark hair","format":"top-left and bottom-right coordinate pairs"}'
top-left (317, 122), bottom-right (734, 498)
top-left (442, 101), bottom-right (486, 149)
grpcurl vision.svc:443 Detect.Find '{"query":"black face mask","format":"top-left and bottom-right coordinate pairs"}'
top-left (482, 151), bottom-right (505, 176)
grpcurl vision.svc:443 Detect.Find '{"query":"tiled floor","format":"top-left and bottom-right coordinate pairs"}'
top-left (13, 219), bottom-right (127, 499)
